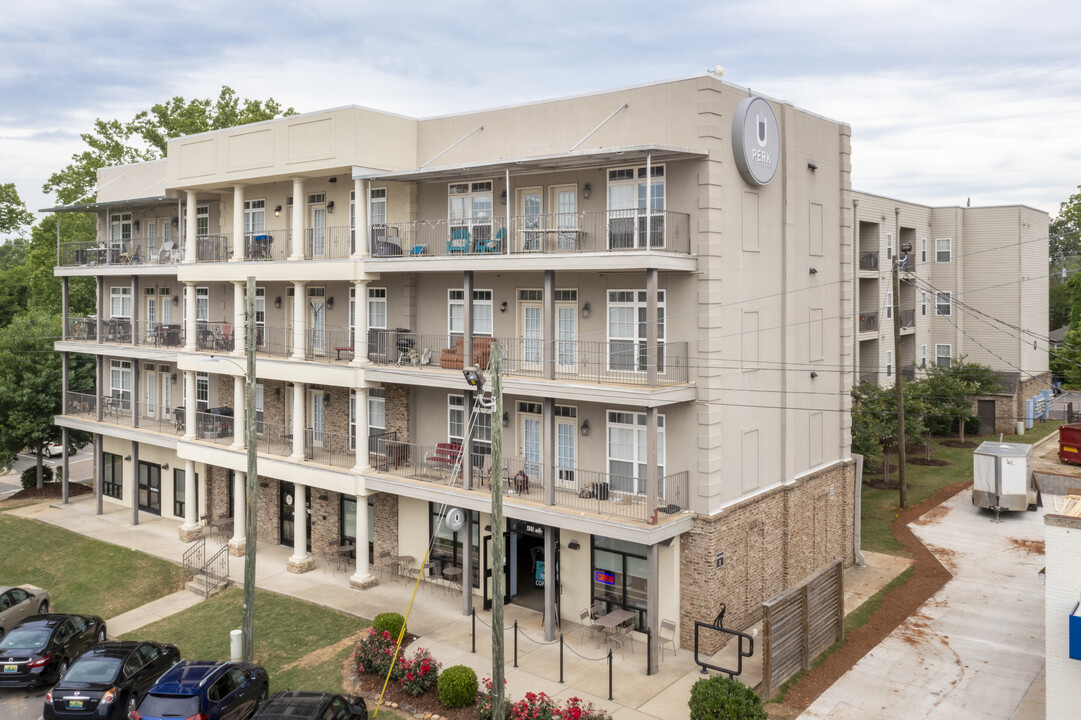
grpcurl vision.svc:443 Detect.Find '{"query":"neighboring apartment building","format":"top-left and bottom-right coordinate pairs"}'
top-left (51, 75), bottom-right (858, 664)
top-left (852, 192), bottom-right (1050, 433)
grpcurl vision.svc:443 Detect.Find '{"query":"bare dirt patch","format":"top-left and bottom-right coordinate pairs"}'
top-left (913, 505), bottom-right (951, 526)
top-left (942, 440), bottom-right (979, 449)
top-left (280, 631), bottom-right (365, 673)
top-left (1007, 538), bottom-right (1045, 555)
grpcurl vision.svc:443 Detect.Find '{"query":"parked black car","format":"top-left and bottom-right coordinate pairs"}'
top-left (133, 660), bottom-right (269, 720)
top-left (250, 691), bottom-right (367, 720)
top-left (0, 613), bottom-right (105, 688)
top-left (43, 640), bottom-right (180, 719)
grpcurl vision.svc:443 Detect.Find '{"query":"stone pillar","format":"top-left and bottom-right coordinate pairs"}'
top-left (291, 381), bottom-right (306, 461)
top-left (233, 281), bottom-right (246, 356)
top-left (184, 282), bottom-right (197, 351)
top-left (290, 178), bottom-right (305, 260)
top-left (232, 184), bottom-right (245, 261)
top-left (229, 471), bottom-right (247, 556)
top-left (179, 459), bottom-right (202, 542)
top-left (349, 491), bottom-right (377, 589)
top-left (352, 178), bottom-right (368, 259)
top-left (350, 280), bottom-right (368, 365)
top-left (292, 281), bottom-right (307, 360)
top-left (288, 482), bottom-right (314, 573)
top-left (647, 543), bottom-right (660, 674)
top-left (184, 371), bottom-right (197, 440)
top-left (232, 376), bottom-right (245, 450)
top-left (184, 190), bottom-right (197, 263)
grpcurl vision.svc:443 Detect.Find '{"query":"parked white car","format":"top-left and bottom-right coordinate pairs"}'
top-left (0, 585), bottom-right (50, 641)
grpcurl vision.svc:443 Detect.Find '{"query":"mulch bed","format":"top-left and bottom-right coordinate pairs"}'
top-left (771, 480), bottom-right (968, 715)
top-left (6, 482), bottom-right (92, 501)
top-left (907, 458), bottom-right (950, 467)
top-left (352, 668), bottom-right (477, 720)
top-left (942, 439), bottom-right (979, 449)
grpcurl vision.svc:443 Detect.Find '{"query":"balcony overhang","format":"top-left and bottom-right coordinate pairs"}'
top-left (365, 252), bottom-right (697, 274)
top-left (353, 144), bottom-right (707, 184)
top-left (54, 415), bottom-right (180, 450)
top-left (54, 340), bottom-right (181, 362)
top-left (41, 196), bottom-right (179, 214)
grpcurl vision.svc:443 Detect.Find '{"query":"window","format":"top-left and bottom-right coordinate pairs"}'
top-left (936, 291), bottom-right (951, 316)
top-left (195, 287), bottom-right (209, 322)
top-left (936, 237), bottom-right (951, 263)
top-left (196, 372), bottom-right (209, 412)
top-left (591, 536), bottom-right (648, 630)
top-left (921, 237), bottom-right (927, 263)
top-left (921, 345), bottom-right (927, 368)
top-left (103, 453), bottom-right (123, 499)
top-left (429, 502), bottom-right (480, 589)
top-left (448, 289), bottom-right (493, 336)
top-left (368, 387), bottom-right (385, 454)
top-left (196, 206), bottom-right (209, 236)
top-left (607, 290), bottom-right (666, 371)
top-left (886, 350), bottom-right (893, 378)
top-left (254, 287), bottom-right (266, 346)
top-left (886, 232), bottom-right (894, 260)
top-left (111, 213), bottom-right (132, 245)
top-left (370, 188), bottom-right (387, 226)
top-left (447, 181), bottom-right (493, 245)
top-left (368, 288), bottom-right (387, 329)
top-left (921, 291), bottom-right (927, 316)
top-left (449, 393), bottom-right (490, 466)
top-left (244, 199), bottom-right (265, 240)
top-left (936, 344), bottom-right (952, 368)
top-left (556, 405), bottom-right (577, 485)
top-left (255, 384), bottom-right (264, 434)
top-left (885, 290), bottom-right (893, 319)
top-left (607, 165), bottom-right (665, 249)
top-left (110, 287), bottom-right (132, 318)
top-left (173, 468), bottom-right (198, 517)
top-left (606, 411), bottom-right (665, 495)
top-left (110, 359), bottom-right (132, 408)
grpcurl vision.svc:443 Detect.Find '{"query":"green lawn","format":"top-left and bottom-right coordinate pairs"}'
top-left (120, 587), bottom-right (367, 695)
top-left (0, 514), bottom-right (183, 618)
top-left (861, 420), bottom-right (1059, 555)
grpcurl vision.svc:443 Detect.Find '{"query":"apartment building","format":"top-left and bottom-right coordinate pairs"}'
top-left (852, 192), bottom-right (1050, 434)
top-left (51, 76), bottom-right (858, 662)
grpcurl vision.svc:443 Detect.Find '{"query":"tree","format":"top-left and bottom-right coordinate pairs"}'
top-left (851, 379), bottom-right (927, 480)
top-left (43, 87), bottom-right (295, 205)
top-left (1051, 185), bottom-right (1081, 265)
top-left (923, 357), bottom-right (1001, 440)
top-left (0, 182), bottom-right (34, 238)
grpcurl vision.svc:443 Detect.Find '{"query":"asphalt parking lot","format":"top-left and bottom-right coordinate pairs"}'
top-left (0, 686), bottom-right (48, 720)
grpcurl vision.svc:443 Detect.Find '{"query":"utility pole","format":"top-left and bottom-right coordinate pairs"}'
top-left (892, 252), bottom-right (908, 509)
top-left (489, 342), bottom-right (506, 720)
top-left (242, 276), bottom-right (258, 662)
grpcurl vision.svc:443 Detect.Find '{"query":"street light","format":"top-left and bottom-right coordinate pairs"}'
top-left (198, 276), bottom-right (258, 663)
top-left (462, 365), bottom-right (485, 389)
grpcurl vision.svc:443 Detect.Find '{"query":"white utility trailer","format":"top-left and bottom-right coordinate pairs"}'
top-left (972, 441), bottom-right (1039, 513)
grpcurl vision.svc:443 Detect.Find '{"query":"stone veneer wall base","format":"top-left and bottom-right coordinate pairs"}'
top-left (287, 556), bottom-right (316, 574)
top-left (228, 538), bottom-right (246, 557)
top-left (349, 574), bottom-right (379, 590)
top-left (178, 525), bottom-right (203, 543)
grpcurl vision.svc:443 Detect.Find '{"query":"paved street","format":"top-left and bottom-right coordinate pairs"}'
top-left (0, 686), bottom-right (47, 720)
top-left (799, 490), bottom-right (1047, 720)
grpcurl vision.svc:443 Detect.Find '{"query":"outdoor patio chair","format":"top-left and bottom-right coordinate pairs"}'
top-left (475, 227), bottom-right (505, 254)
top-left (606, 624), bottom-right (632, 659)
top-left (447, 227), bottom-right (470, 254)
top-left (658, 618), bottom-right (677, 658)
top-left (579, 608), bottom-right (602, 642)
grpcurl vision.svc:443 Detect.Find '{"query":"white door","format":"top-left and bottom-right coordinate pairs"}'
top-left (309, 289), bottom-right (325, 354)
top-left (520, 414), bottom-right (542, 479)
top-left (146, 370), bottom-right (157, 417)
top-left (556, 418), bottom-right (576, 488)
top-left (518, 189), bottom-right (542, 252)
top-left (311, 391), bottom-right (325, 447)
top-left (161, 372), bottom-right (172, 417)
top-left (520, 302), bottom-right (543, 370)
top-left (310, 203), bottom-right (326, 256)
top-left (552, 187), bottom-right (577, 250)
top-left (145, 296), bottom-right (156, 340)
top-left (556, 305), bottom-right (576, 370)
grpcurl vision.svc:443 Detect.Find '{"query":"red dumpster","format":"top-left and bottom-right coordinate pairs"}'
top-left (1059, 423), bottom-right (1081, 465)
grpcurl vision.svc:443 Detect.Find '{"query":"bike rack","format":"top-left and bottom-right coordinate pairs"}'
top-left (693, 603), bottom-right (755, 678)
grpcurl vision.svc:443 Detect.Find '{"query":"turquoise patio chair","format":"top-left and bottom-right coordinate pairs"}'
top-left (447, 227), bottom-right (471, 254)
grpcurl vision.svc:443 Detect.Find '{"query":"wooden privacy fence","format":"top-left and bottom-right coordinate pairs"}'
top-left (761, 559), bottom-right (845, 700)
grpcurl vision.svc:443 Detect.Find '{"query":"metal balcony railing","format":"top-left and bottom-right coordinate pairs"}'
top-left (899, 309), bottom-right (916, 329)
top-left (303, 226), bottom-right (352, 260)
top-left (304, 428), bottom-right (355, 468)
top-left (194, 409), bottom-right (234, 444)
top-left (65, 391), bottom-right (97, 417)
top-left (65, 317), bottom-right (186, 348)
top-left (194, 321), bottom-right (236, 352)
top-left (244, 232), bottom-right (288, 261)
top-left (194, 234), bottom-right (232, 263)
top-left (858, 372), bottom-right (878, 385)
top-left (859, 251), bottom-right (879, 271)
top-left (858, 311), bottom-right (879, 333)
top-left (304, 326), bottom-right (353, 363)
top-left (371, 209), bottom-right (690, 258)
top-left (901, 365), bottom-right (916, 381)
top-left (60, 238), bottom-right (185, 267)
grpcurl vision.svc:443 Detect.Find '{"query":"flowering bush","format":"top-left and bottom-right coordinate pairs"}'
top-left (396, 646), bottom-right (441, 697)
top-left (353, 628), bottom-right (398, 677)
top-left (509, 691), bottom-right (557, 720)
top-left (477, 677), bottom-right (507, 720)
top-left (477, 683), bottom-right (612, 720)
top-left (555, 696), bottom-right (613, 720)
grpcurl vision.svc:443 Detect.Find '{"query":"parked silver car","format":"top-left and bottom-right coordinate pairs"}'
top-left (0, 585), bottom-right (50, 641)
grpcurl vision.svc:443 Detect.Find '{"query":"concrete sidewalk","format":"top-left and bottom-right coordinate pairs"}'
top-left (7, 495), bottom-right (907, 719)
top-left (105, 590), bottom-right (206, 638)
top-left (798, 490), bottom-right (1047, 720)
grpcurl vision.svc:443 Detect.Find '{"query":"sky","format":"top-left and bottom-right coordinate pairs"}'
top-left (2, 0), bottom-right (1079, 232)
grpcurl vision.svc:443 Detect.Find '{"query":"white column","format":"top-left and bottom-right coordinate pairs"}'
top-left (184, 371), bottom-right (197, 440)
top-left (292, 281), bottom-right (307, 360)
top-left (351, 491), bottom-right (373, 584)
top-left (350, 280), bottom-right (368, 365)
top-left (232, 185), bottom-right (245, 261)
top-left (232, 376), bottom-right (245, 450)
top-left (290, 178), bottom-right (305, 260)
top-left (183, 460), bottom-right (198, 528)
top-left (184, 282), bottom-right (197, 351)
top-left (353, 387), bottom-right (369, 471)
top-left (353, 178), bottom-right (368, 259)
top-left (291, 381), bottom-right (306, 461)
top-left (184, 190), bottom-right (197, 263)
top-left (290, 482), bottom-right (310, 564)
top-left (231, 471), bottom-right (246, 545)
top-left (233, 281), bottom-right (246, 356)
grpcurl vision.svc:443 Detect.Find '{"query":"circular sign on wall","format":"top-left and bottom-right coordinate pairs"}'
top-left (732, 96), bottom-right (780, 186)
top-left (445, 508), bottom-right (464, 532)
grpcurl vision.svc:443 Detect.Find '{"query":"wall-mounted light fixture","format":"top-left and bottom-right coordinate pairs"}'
top-left (326, 296), bottom-right (335, 309)
top-left (323, 392), bottom-right (331, 406)
top-left (581, 301), bottom-right (591, 318)
top-left (318, 493), bottom-right (329, 500)
top-left (809, 267), bottom-right (818, 275)
top-left (502, 411), bottom-right (509, 427)
top-left (172, 295), bottom-right (179, 306)
top-left (124, 455), bottom-right (132, 461)
top-left (500, 189), bottom-right (507, 205)
top-left (162, 463), bottom-right (169, 470)
top-left (133, 219), bottom-right (140, 232)
top-left (580, 419), bottom-right (590, 436)
top-left (274, 296), bottom-right (282, 309)
top-left (810, 371), bottom-right (818, 379)
top-left (807, 162), bottom-right (818, 171)
top-left (274, 205), bottom-right (282, 217)
top-left (329, 176), bottom-right (337, 183)
top-left (583, 183), bottom-right (592, 199)
top-left (171, 372), bottom-right (177, 383)
top-left (274, 387), bottom-right (281, 400)
top-left (259, 481), bottom-right (270, 488)
top-left (500, 301), bottom-right (508, 313)
top-left (568, 539), bottom-right (581, 550)
top-left (172, 217), bottom-right (179, 227)
top-left (326, 200), bottom-right (335, 213)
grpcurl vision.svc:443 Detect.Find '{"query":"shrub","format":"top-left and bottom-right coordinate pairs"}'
top-left (396, 646), bottom-right (440, 697)
top-left (477, 677), bottom-right (506, 720)
top-left (438, 665), bottom-right (478, 708)
top-left (372, 612), bottom-right (407, 639)
top-left (688, 675), bottom-right (766, 720)
top-left (353, 628), bottom-right (398, 677)
top-left (508, 691), bottom-right (557, 720)
top-left (20, 465), bottom-right (53, 489)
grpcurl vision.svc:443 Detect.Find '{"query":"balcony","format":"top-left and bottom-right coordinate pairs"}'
top-left (60, 239), bottom-right (185, 268)
top-left (369, 331), bottom-right (689, 386)
top-left (370, 437), bottom-right (689, 525)
top-left (65, 317), bottom-right (186, 348)
top-left (371, 209), bottom-right (690, 258)
top-left (858, 372), bottom-right (878, 385)
top-left (901, 365), bottom-right (916, 381)
top-left (899, 309), bottom-right (916, 330)
top-left (859, 251), bottom-right (879, 272)
top-left (899, 254), bottom-right (917, 273)
top-left (195, 228), bottom-right (354, 263)
top-left (64, 391), bottom-right (184, 436)
top-left (858, 311), bottom-right (879, 333)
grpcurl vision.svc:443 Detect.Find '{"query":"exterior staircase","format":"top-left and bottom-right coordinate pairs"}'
top-left (182, 537), bottom-right (230, 598)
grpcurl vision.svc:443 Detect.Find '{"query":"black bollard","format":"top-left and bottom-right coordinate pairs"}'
top-left (559, 634), bottom-right (564, 683)
top-left (471, 607), bottom-right (476, 654)
top-left (608, 649), bottom-right (613, 700)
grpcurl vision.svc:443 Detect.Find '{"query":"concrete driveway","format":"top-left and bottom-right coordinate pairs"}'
top-left (799, 490), bottom-right (1046, 720)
